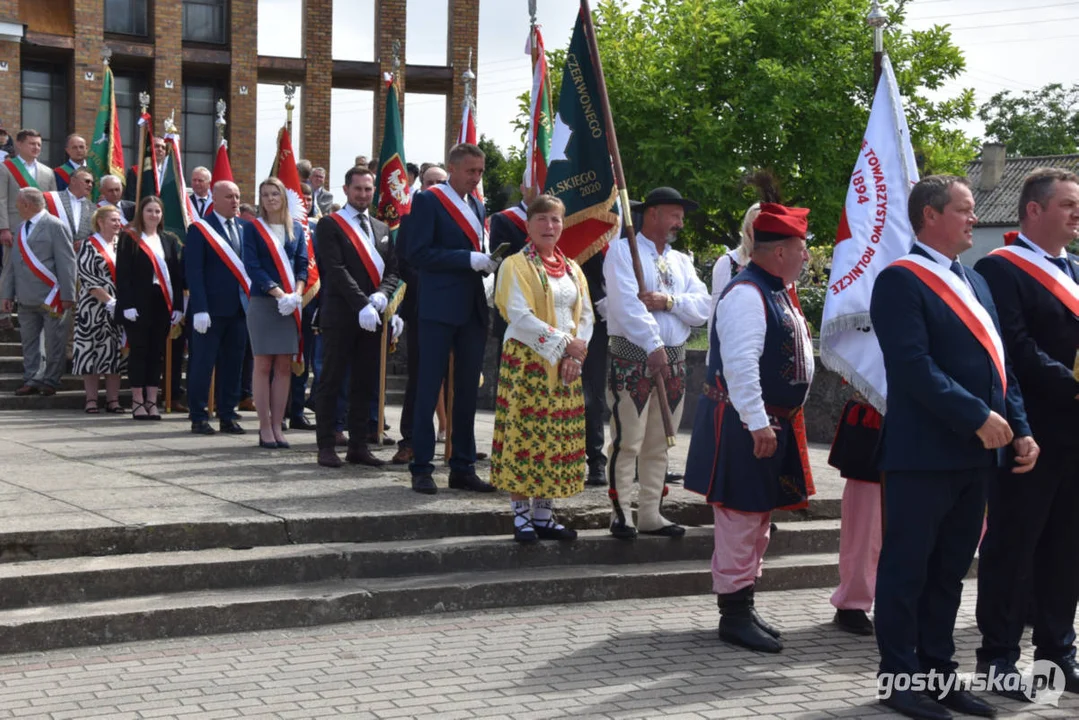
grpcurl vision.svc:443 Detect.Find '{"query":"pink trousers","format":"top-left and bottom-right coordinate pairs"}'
top-left (712, 506), bottom-right (772, 594)
top-left (830, 478), bottom-right (882, 612)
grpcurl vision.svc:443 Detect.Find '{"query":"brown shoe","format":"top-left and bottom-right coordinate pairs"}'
top-left (391, 446), bottom-right (413, 465)
top-left (40, 386), bottom-right (56, 396)
top-left (317, 448), bottom-right (342, 468)
top-left (238, 397), bottom-right (256, 412)
top-left (13, 385), bottom-right (38, 396)
top-left (334, 431), bottom-right (348, 447)
top-left (170, 400), bottom-right (189, 413)
top-left (346, 445), bottom-right (386, 467)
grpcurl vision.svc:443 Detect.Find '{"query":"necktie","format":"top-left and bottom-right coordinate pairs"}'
top-left (197, 198), bottom-right (205, 217)
top-left (24, 220), bottom-right (31, 237)
top-left (949, 260), bottom-right (966, 281)
top-left (358, 213), bottom-right (370, 236)
top-left (225, 219), bottom-right (240, 253)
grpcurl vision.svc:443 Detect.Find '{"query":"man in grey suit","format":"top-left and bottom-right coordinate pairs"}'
top-left (0, 188), bottom-right (76, 396)
top-left (54, 167), bottom-right (94, 251)
top-left (0, 129), bottom-right (56, 330)
top-left (310, 167), bottom-right (335, 216)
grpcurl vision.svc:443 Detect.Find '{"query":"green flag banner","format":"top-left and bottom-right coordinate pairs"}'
top-left (159, 136), bottom-right (192, 239)
top-left (374, 81), bottom-right (411, 238)
top-left (543, 9), bottom-right (618, 263)
top-left (86, 66), bottom-right (126, 200)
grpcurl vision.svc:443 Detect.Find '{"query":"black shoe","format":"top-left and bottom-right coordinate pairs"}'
top-left (928, 689), bottom-right (996, 718)
top-left (447, 470), bottom-right (495, 493)
top-left (609, 520), bottom-right (637, 540)
top-left (191, 421), bottom-right (216, 435)
top-left (717, 588), bottom-right (782, 653)
top-left (514, 523), bottom-right (538, 544)
top-left (411, 474), bottom-right (438, 495)
top-left (880, 689), bottom-right (952, 720)
top-left (258, 439), bottom-right (278, 449)
top-left (219, 420), bottom-right (246, 434)
top-left (586, 466), bottom-right (607, 487)
top-left (289, 415), bottom-right (316, 431)
top-left (745, 584), bottom-right (781, 639)
top-left (639, 524), bottom-right (686, 537)
top-left (834, 609), bottom-right (874, 636)
top-left (276, 440), bottom-right (290, 449)
top-left (1035, 653), bottom-right (1079, 693)
top-left (533, 523), bottom-right (577, 541)
top-left (974, 660), bottom-right (1028, 702)
top-left (664, 471), bottom-right (684, 485)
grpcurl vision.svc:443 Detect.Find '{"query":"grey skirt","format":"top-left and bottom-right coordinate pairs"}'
top-left (247, 295), bottom-right (299, 356)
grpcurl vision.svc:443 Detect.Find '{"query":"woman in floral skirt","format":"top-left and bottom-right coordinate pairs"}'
top-left (491, 195), bottom-right (594, 543)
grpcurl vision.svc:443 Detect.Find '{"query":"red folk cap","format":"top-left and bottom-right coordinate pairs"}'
top-left (753, 202), bottom-right (810, 240)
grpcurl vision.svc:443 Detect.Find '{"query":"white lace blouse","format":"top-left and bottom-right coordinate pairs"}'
top-left (501, 270), bottom-right (594, 366)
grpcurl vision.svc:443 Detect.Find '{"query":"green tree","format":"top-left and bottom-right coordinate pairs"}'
top-left (477, 135), bottom-right (515, 213)
top-left (569, 0), bottom-right (977, 252)
top-left (978, 83), bottom-right (1079, 157)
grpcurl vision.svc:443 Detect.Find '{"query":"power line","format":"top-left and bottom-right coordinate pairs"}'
top-left (946, 13), bottom-right (1079, 31)
top-left (916, 0), bottom-right (1079, 21)
top-left (964, 32), bottom-right (1079, 45)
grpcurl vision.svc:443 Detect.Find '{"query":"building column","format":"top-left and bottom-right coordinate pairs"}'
top-left (152, 0), bottom-right (182, 137)
top-left (73, 0), bottom-right (104, 138)
top-left (302, 0), bottom-right (332, 171)
top-left (446, 0), bottom-right (479, 156)
top-left (230, 0), bottom-right (259, 197)
top-left (373, 0), bottom-right (406, 158)
top-left (0, 2), bottom-right (22, 129)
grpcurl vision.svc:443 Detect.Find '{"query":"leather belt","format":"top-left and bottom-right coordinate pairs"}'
top-left (701, 382), bottom-right (802, 421)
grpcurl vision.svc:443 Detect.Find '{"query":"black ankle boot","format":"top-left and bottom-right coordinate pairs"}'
top-left (717, 588), bottom-right (783, 653)
top-left (746, 584), bottom-right (782, 639)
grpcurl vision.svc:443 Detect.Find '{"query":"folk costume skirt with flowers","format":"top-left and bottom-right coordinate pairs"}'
top-left (490, 339), bottom-right (587, 498)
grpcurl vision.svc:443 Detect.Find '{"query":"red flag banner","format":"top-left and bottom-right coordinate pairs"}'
top-left (270, 126), bottom-right (320, 305)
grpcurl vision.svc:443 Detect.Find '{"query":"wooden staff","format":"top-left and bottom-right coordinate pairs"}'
top-left (579, 0), bottom-right (676, 446)
top-left (164, 338), bottom-right (173, 412)
top-left (208, 370), bottom-right (215, 416)
top-left (444, 353), bottom-right (454, 463)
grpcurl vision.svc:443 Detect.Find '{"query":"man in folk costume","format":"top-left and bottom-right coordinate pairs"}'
top-left (98, 175), bottom-right (135, 223)
top-left (973, 168), bottom-right (1079, 699)
top-left (604, 187), bottom-right (711, 538)
top-left (184, 181), bottom-right (252, 436)
top-left (0, 188), bottom-right (76, 395)
top-left (683, 202), bottom-right (815, 654)
top-left (405, 143), bottom-right (498, 495)
top-left (45, 167), bottom-right (95, 251)
top-left (313, 165), bottom-right (399, 468)
top-left (871, 175), bottom-right (1036, 720)
top-left (54, 134), bottom-right (88, 192)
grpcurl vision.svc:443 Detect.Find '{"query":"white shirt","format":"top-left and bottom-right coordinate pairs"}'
top-left (142, 233), bottom-right (166, 286)
top-left (66, 190), bottom-right (84, 231)
top-left (213, 211), bottom-right (242, 248)
top-left (19, 156), bottom-right (38, 178)
top-left (914, 240), bottom-right (972, 291)
top-left (603, 234), bottom-right (711, 352)
top-left (716, 276), bottom-right (815, 432)
top-left (268, 223), bottom-right (287, 246)
top-left (708, 250), bottom-right (748, 363)
top-left (191, 193), bottom-right (210, 217)
top-left (342, 204), bottom-right (375, 252)
top-left (500, 270), bottom-right (594, 366)
top-left (1017, 232), bottom-right (1069, 261)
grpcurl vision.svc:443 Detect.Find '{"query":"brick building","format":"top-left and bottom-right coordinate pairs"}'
top-left (0, 0), bottom-right (479, 195)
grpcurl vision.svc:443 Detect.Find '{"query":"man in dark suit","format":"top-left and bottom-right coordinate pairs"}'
top-left (313, 165), bottom-right (398, 468)
top-left (870, 175), bottom-right (1039, 720)
top-left (405, 143), bottom-right (498, 495)
top-left (184, 181), bottom-right (250, 435)
top-left (188, 167), bottom-right (212, 219)
top-left (97, 175), bottom-right (135, 222)
top-left (973, 168), bottom-right (1079, 698)
top-left (392, 165), bottom-right (447, 465)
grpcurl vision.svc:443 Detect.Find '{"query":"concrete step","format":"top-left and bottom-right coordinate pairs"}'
top-left (0, 356), bottom-right (34, 374)
top-left (0, 499), bottom-right (841, 564)
top-left (0, 342), bottom-right (21, 357)
top-left (0, 373), bottom-right (133, 392)
top-left (0, 522), bottom-right (842, 611)
top-left (0, 388), bottom-right (134, 411)
top-left (0, 553), bottom-right (843, 653)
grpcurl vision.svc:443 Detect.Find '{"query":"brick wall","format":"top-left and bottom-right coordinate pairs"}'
top-left (0, 0), bottom-right (21, 129)
top-left (373, 0), bottom-right (406, 157)
top-left (230, 0), bottom-right (258, 197)
top-left (301, 0), bottom-right (332, 170)
top-left (152, 0), bottom-right (182, 138)
top-left (445, 0), bottom-right (479, 158)
top-left (72, 0), bottom-right (104, 140)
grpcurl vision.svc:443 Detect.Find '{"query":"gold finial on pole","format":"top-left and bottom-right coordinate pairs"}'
top-left (163, 109), bottom-right (178, 136)
top-left (138, 91), bottom-right (150, 115)
top-left (284, 82), bottom-right (296, 134)
top-left (102, 45), bottom-right (113, 68)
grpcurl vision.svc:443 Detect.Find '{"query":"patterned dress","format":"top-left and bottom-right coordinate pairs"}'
top-left (72, 236), bottom-right (127, 376)
top-left (491, 247), bottom-right (594, 498)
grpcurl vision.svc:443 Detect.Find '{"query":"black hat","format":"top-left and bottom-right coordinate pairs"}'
top-left (640, 186), bottom-right (699, 212)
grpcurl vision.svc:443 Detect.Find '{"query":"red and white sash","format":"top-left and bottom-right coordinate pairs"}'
top-left (191, 218), bottom-right (252, 296)
top-left (254, 219), bottom-right (304, 370)
top-left (427, 184), bottom-right (485, 251)
top-left (989, 244), bottom-right (1079, 316)
top-left (17, 220), bottom-right (63, 312)
top-left (330, 211), bottom-right (383, 288)
top-left (500, 205), bottom-right (528, 234)
top-left (42, 192), bottom-right (70, 233)
top-left (136, 233), bottom-right (174, 314)
top-left (87, 233), bottom-right (117, 283)
top-left (892, 253), bottom-right (1007, 393)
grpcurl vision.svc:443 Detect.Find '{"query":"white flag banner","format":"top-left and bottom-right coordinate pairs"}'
top-left (819, 54), bottom-right (919, 413)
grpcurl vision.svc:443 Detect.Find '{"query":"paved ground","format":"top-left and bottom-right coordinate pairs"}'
top-left (0, 588), bottom-right (1072, 720)
top-left (0, 407), bottom-right (843, 536)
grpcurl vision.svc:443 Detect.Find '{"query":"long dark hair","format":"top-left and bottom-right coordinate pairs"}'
top-left (131, 195), bottom-right (164, 236)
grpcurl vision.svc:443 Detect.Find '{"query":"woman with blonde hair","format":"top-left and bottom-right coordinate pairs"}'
top-left (242, 176), bottom-right (308, 449)
top-left (491, 194), bottom-right (593, 543)
top-left (73, 204), bottom-right (128, 413)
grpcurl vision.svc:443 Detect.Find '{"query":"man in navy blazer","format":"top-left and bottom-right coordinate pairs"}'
top-left (870, 175), bottom-right (1038, 720)
top-left (405, 143), bottom-right (498, 495)
top-left (185, 181), bottom-right (251, 435)
top-left (973, 168), bottom-right (1079, 698)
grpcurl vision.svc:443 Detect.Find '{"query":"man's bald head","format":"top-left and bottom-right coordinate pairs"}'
top-left (212, 181), bottom-right (241, 218)
top-left (421, 166), bottom-right (448, 189)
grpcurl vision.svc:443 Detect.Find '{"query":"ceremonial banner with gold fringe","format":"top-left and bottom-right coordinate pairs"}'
top-left (271, 126), bottom-right (320, 306)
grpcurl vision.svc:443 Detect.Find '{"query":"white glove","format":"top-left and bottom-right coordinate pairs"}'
top-left (369, 292), bottom-right (388, 313)
top-left (291, 292), bottom-right (304, 311)
top-left (470, 252), bottom-right (498, 274)
top-left (105, 298), bottom-right (117, 315)
top-left (594, 297), bottom-right (608, 322)
top-left (391, 314), bottom-right (404, 341)
top-left (170, 310), bottom-right (184, 325)
top-left (358, 304), bottom-right (381, 332)
top-left (123, 308), bottom-right (138, 322)
top-left (193, 312), bottom-right (211, 334)
top-left (276, 295), bottom-right (294, 316)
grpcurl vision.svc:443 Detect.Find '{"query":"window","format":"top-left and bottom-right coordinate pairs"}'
top-left (112, 72), bottom-right (151, 171)
top-left (182, 84), bottom-right (224, 173)
top-left (104, 0), bottom-right (148, 37)
top-left (20, 65), bottom-right (68, 167)
top-left (183, 0), bottom-right (228, 44)
top-left (258, 0), bottom-right (302, 58)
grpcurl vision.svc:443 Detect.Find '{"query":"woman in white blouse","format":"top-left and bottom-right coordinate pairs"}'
top-left (115, 196), bottom-right (185, 420)
top-left (709, 203), bottom-right (760, 354)
top-left (491, 195), bottom-right (594, 544)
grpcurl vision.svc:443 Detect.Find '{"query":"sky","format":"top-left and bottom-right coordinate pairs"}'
top-left (253, 0), bottom-right (1079, 191)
